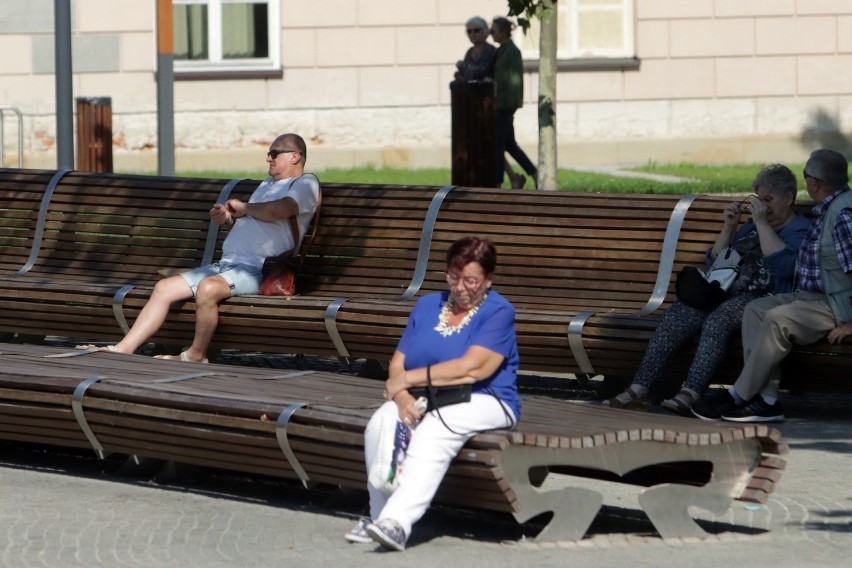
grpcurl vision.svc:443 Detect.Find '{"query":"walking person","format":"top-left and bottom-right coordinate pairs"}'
top-left (491, 16), bottom-right (537, 189)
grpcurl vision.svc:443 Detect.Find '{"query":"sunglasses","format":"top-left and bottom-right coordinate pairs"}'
top-left (267, 149), bottom-right (298, 159)
top-left (803, 170), bottom-right (823, 183)
top-left (466, 28), bottom-right (483, 34)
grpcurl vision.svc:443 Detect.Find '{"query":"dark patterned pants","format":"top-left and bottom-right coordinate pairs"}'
top-left (632, 294), bottom-right (760, 394)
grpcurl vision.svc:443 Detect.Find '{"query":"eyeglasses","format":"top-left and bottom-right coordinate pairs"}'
top-left (739, 193), bottom-right (775, 212)
top-left (466, 28), bottom-right (482, 34)
top-left (445, 271), bottom-right (484, 288)
top-left (267, 149), bottom-right (298, 160)
top-left (803, 170), bottom-right (823, 183)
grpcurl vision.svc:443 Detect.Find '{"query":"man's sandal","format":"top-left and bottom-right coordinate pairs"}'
top-left (153, 351), bottom-right (208, 364)
top-left (74, 344), bottom-right (119, 352)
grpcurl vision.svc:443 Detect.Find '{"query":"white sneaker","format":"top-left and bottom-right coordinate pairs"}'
top-left (366, 519), bottom-right (407, 551)
top-left (344, 518), bottom-right (373, 544)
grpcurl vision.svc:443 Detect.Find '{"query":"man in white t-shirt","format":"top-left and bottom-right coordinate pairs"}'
top-left (80, 133), bottom-right (320, 363)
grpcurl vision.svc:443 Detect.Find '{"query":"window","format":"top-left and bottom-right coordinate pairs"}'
top-left (516, 0), bottom-right (634, 60)
top-left (173, 0), bottom-right (280, 75)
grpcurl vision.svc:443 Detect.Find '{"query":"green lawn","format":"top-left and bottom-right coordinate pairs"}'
top-left (172, 162), bottom-right (809, 195)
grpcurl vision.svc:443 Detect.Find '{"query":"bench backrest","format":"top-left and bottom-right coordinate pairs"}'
top-left (22, 171), bottom-right (233, 285)
top-left (580, 195), bottom-right (819, 383)
top-left (0, 169), bottom-right (63, 275)
top-left (422, 188), bottom-right (687, 313)
top-left (225, 181), bottom-right (446, 299)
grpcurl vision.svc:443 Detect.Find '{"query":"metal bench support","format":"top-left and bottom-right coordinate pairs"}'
top-left (275, 403), bottom-right (312, 488)
top-left (71, 375), bottom-right (107, 459)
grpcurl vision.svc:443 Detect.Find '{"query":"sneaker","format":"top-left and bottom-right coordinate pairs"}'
top-left (366, 519), bottom-right (407, 551)
top-left (721, 397), bottom-right (785, 423)
top-left (691, 388), bottom-right (741, 421)
top-left (344, 518), bottom-right (373, 544)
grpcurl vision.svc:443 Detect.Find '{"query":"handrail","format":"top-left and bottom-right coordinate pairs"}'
top-left (0, 104), bottom-right (24, 168)
top-left (638, 194), bottom-right (700, 316)
top-left (399, 185), bottom-right (457, 300)
top-left (13, 169), bottom-right (72, 276)
top-left (323, 184), bottom-right (458, 361)
top-left (202, 178), bottom-right (249, 266)
top-left (564, 194), bottom-right (700, 377)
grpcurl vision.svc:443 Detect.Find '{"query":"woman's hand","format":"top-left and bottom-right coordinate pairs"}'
top-left (749, 198), bottom-right (769, 226)
top-left (827, 322), bottom-right (852, 344)
top-left (394, 390), bottom-right (424, 426)
top-left (722, 202), bottom-right (741, 227)
top-left (384, 368), bottom-right (409, 402)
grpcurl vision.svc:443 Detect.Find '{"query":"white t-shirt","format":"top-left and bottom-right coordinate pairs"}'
top-left (220, 174), bottom-right (320, 268)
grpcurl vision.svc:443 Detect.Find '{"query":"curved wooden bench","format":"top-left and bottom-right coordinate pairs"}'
top-left (0, 168), bottom-right (847, 391)
top-left (115, 182), bottom-right (452, 357)
top-left (0, 170), bottom-right (241, 339)
top-left (0, 343), bottom-right (786, 542)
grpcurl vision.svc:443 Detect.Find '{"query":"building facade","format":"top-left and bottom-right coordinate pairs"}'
top-left (1, 0), bottom-right (851, 172)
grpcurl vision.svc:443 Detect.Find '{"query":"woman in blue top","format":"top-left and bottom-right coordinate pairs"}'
top-left (605, 164), bottom-right (810, 416)
top-left (346, 237), bottom-right (520, 551)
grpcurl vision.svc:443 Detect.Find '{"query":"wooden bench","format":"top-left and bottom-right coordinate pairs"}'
top-left (0, 170), bottom-right (449, 352)
top-left (577, 195), bottom-right (848, 393)
top-left (331, 189), bottom-right (690, 371)
top-left (116, 182), bottom-right (451, 356)
top-left (1, 168), bottom-right (849, 391)
top-left (0, 170), bottom-right (246, 341)
top-left (0, 342), bottom-right (787, 542)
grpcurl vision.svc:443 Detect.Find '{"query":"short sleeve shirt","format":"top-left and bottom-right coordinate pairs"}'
top-left (396, 290), bottom-right (521, 420)
top-left (221, 174), bottom-right (319, 268)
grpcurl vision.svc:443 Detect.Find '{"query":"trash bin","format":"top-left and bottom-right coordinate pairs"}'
top-left (76, 97), bottom-right (113, 172)
top-left (450, 80), bottom-right (496, 188)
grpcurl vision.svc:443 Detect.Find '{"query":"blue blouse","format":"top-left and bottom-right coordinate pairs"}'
top-left (396, 290), bottom-right (521, 420)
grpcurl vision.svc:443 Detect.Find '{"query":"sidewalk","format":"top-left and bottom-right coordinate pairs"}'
top-left (0, 350), bottom-right (850, 567)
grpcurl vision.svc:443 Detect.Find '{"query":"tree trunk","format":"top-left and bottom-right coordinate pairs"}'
top-left (537, 0), bottom-right (558, 190)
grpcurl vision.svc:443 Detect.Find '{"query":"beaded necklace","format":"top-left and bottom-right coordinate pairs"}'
top-left (434, 291), bottom-right (489, 337)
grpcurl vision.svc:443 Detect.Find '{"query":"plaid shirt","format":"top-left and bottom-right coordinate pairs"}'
top-left (796, 187), bottom-right (852, 292)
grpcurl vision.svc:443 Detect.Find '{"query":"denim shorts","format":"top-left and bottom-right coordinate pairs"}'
top-left (179, 261), bottom-right (262, 297)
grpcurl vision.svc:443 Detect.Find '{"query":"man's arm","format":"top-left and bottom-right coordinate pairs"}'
top-left (834, 208), bottom-right (852, 273)
top-left (225, 196), bottom-right (299, 223)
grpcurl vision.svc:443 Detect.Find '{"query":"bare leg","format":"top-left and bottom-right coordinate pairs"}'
top-left (112, 275), bottom-right (194, 354)
top-left (182, 275), bottom-right (232, 362)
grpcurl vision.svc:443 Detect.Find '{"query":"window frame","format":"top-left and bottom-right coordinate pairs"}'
top-left (172, 0), bottom-right (281, 78)
top-left (515, 0), bottom-right (635, 63)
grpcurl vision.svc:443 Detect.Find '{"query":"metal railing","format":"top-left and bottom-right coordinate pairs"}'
top-left (0, 105), bottom-right (24, 168)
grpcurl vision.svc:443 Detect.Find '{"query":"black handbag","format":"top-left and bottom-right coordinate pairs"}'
top-left (409, 383), bottom-right (472, 412)
top-left (675, 246), bottom-right (743, 310)
top-left (409, 364), bottom-right (472, 412)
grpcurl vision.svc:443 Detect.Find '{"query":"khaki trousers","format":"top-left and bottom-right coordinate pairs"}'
top-left (735, 291), bottom-right (836, 400)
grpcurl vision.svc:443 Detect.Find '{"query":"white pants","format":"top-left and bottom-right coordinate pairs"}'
top-left (363, 393), bottom-right (516, 538)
